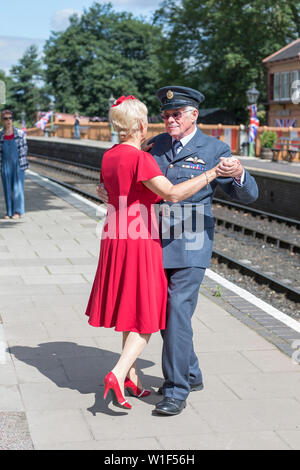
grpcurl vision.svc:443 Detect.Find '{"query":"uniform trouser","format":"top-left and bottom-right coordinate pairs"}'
top-left (1, 168), bottom-right (25, 217)
top-left (161, 266), bottom-right (206, 400)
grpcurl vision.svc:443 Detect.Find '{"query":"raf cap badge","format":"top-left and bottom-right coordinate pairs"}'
top-left (166, 90), bottom-right (174, 100)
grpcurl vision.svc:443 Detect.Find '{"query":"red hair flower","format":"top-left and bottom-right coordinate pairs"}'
top-left (111, 95), bottom-right (136, 108)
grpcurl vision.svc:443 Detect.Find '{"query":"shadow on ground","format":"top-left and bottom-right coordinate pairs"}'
top-left (9, 341), bottom-right (163, 417)
top-left (0, 180), bottom-right (69, 227)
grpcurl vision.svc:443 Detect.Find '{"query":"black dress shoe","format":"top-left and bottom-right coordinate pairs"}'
top-left (155, 397), bottom-right (186, 415)
top-left (157, 382), bottom-right (203, 395)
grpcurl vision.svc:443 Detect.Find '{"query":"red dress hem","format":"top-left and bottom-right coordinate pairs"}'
top-left (85, 145), bottom-right (167, 334)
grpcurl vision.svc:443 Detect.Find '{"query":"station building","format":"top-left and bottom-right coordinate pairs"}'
top-left (263, 38), bottom-right (300, 127)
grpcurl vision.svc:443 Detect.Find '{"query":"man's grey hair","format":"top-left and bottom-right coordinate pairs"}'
top-left (185, 106), bottom-right (198, 113)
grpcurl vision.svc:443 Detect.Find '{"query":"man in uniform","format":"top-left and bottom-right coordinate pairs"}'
top-left (98, 86), bottom-right (258, 415)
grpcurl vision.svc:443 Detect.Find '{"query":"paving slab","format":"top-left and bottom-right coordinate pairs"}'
top-left (0, 173), bottom-right (299, 451)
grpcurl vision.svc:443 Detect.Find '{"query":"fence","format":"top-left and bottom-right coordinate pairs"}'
top-left (26, 121), bottom-right (300, 160)
top-left (26, 122), bottom-right (240, 153)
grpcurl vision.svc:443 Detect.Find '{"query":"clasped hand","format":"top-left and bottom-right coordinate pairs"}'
top-left (216, 157), bottom-right (243, 178)
top-left (96, 156), bottom-right (243, 203)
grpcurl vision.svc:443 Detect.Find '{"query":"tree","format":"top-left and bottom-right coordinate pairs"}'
top-left (8, 45), bottom-right (45, 125)
top-left (154, 0), bottom-right (300, 122)
top-left (43, 2), bottom-right (163, 117)
top-left (0, 69), bottom-right (13, 112)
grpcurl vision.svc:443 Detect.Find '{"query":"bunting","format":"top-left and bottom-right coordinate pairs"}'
top-left (248, 104), bottom-right (259, 143)
top-left (21, 118), bottom-right (27, 135)
top-left (275, 118), bottom-right (296, 128)
top-left (35, 111), bottom-right (53, 130)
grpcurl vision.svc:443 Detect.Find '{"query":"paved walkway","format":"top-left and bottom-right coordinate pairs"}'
top-left (0, 172), bottom-right (300, 450)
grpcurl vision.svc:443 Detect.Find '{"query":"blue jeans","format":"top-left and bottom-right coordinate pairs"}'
top-left (1, 139), bottom-right (25, 217)
top-left (74, 125), bottom-right (80, 139)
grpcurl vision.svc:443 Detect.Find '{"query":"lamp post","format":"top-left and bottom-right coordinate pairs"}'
top-left (49, 99), bottom-right (55, 135)
top-left (36, 103), bottom-right (41, 122)
top-left (21, 110), bottom-right (26, 134)
top-left (246, 83), bottom-right (260, 157)
top-left (108, 94), bottom-right (118, 144)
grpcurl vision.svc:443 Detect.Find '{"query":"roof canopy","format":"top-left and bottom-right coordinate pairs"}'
top-left (263, 38), bottom-right (300, 64)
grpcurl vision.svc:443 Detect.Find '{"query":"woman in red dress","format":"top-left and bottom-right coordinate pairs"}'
top-left (85, 96), bottom-right (220, 409)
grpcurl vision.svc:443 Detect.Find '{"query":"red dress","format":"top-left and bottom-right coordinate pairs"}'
top-left (85, 144), bottom-right (168, 333)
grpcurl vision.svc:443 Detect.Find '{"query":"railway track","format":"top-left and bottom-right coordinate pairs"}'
top-left (28, 154), bottom-right (300, 248)
top-left (28, 155), bottom-right (300, 307)
top-left (213, 197), bottom-right (300, 228)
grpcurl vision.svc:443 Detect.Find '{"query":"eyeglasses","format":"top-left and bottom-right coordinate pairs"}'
top-left (2, 117), bottom-right (12, 120)
top-left (161, 110), bottom-right (191, 121)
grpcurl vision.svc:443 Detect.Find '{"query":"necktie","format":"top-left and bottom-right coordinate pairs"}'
top-left (173, 140), bottom-right (182, 157)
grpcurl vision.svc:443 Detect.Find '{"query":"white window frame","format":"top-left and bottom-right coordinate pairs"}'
top-left (272, 70), bottom-right (300, 102)
top-left (273, 73), bottom-right (280, 101)
top-left (280, 72), bottom-right (290, 100)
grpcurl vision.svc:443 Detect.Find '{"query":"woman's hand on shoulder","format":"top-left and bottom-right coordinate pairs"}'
top-left (141, 138), bottom-right (155, 152)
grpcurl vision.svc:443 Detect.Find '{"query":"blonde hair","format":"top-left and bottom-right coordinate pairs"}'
top-left (109, 98), bottom-right (148, 141)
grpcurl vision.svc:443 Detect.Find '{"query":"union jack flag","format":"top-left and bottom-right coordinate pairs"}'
top-left (35, 111), bottom-right (53, 130)
top-left (275, 118), bottom-right (296, 128)
top-left (248, 104), bottom-right (259, 143)
top-left (21, 118), bottom-right (27, 135)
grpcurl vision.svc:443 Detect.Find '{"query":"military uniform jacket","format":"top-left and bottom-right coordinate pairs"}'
top-left (150, 128), bottom-right (258, 269)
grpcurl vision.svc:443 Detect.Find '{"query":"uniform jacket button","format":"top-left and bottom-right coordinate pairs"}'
top-left (169, 164), bottom-right (174, 168)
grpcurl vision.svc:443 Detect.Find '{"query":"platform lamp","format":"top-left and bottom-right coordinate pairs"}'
top-left (108, 94), bottom-right (119, 144)
top-left (21, 110), bottom-right (25, 124)
top-left (49, 99), bottom-right (55, 134)
top-left (21, 110), bottom-right (26, 133)
top-left (246, 83), bottom-right (260, 157)
top-left (36, 102), bottom-right (41, 121)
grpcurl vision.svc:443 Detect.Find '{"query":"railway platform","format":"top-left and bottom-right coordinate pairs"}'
top-left (0, 170), bottom-right (300, 450)
top-left (27, 136), bottom-right (300, 176)
top-left (238, 156), bottom-right (300, 178)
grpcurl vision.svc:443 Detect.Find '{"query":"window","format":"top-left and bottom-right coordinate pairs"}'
top-left (281, 72), bottom-right (290, 99)
top-left (272, 70), bottom-right (300, 101)
top-left (273, 73), bottom-right (280, 100)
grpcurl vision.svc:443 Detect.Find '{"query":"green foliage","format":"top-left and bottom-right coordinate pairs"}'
top-left (260, 130), bottom-right (277, 148)
top-left (7, 45), bottom-right (46, 125)
top-left (213, 285), bottom-right (222, 297)
top-left (257, 109), bottom-right (266, 126)
top-left (154, 0), bottom-right (300, 122)
top-left (43, 2), bottom-right (163, 117)
top-left (0, 69), bottom-right (13, 114)
top-left (4, 1), bottom-right (300, 124)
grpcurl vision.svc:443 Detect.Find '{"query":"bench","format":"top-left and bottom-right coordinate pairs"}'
top-left (287, 138), bottom-right (300, 162)
top-left (272, 137), bottom-right (300, 162)
top-left (271, 137), bottom-right (289, 161)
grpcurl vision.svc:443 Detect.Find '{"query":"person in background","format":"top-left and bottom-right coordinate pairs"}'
top-left (74, 112), bottom-right (80, 139)
top-left (0, 110), bottom-right (29, 219)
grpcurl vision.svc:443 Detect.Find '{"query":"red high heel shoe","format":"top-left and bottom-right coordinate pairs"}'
top-left (104, 372), bottom-right (132, 409)
top-left (124, 377), bottom-right (151, 398)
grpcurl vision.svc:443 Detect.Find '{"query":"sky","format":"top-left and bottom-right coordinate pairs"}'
top-left (0, 0), bottom-right (163, 73)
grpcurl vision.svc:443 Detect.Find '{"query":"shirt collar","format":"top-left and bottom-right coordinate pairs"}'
top-left (172, 125), bottom-right (197, 148)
